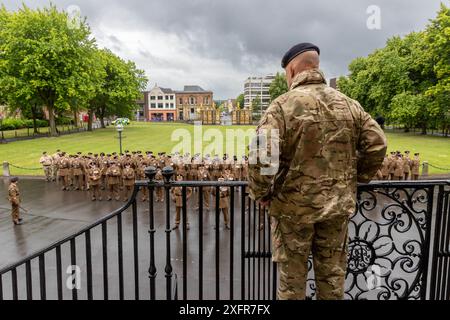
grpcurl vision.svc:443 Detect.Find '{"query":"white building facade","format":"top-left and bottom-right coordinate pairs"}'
top-left (148, 85), bottom-right (177, 121)
top-left (243, 74), bottom-right (275, 112)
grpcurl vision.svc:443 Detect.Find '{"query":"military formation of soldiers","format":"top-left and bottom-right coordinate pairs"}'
top-left (375, 151), bottom-right (421, 181)
top-left (39, 150), bottom-right (249, 229)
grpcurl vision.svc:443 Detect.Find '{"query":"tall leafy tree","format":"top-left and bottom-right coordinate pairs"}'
top-left (236, 94), bottom-right (245, 109)
top-left (337, 4), bottom-right (449, 134)
top-left (424, 4), bottom-right (450, 134)
top-left (88, 49), bottom-right (147, 130)
top-left (269, 72), bottom-right (289, 102)
top-left (0, 5), bottom-right (98, 136)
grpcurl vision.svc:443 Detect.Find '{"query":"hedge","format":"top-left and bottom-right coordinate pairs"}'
top-left (0, 118), bottom-right (49, 130)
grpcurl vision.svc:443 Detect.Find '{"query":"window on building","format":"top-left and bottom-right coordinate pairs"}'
top-left (158, 103), bottom-right (164, 109)
top-left (158, 96), bottom-right (163, 100)
top-left (179, 98), bottom-right (183, 105)
top-left (150, 103), bottom-right (156, 108)
top-left (165, 96), bottom-right (169, 100)
top-left (170, 95), bottom-right (174, 100)
top-left (150, 96), bottom-right (156, 100)
top-left (170, 103), bottom-right (174, 108)
top-left (190, 97), bottom-right (196, 105)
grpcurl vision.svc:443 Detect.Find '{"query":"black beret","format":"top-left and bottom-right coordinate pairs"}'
top-left (281, 43), bottom-right (320, 68)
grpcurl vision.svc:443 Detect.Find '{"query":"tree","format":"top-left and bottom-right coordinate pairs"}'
top-left (88, 49), bottom-right (147, 130)
top-left (236, 94), bottom-right (245, 109)
top-left (0, 5), bottom-right (99, 136)
top-left (337, 5), bottom-right (449, 135)
top-left (269, 72), bottom-right (288, 102)
top-left (251, 95), bottom-right (261, 111)
top-left (424, 4), bottom-right (450, 135)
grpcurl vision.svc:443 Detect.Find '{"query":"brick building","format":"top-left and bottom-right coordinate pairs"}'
top-left (175, 85), bottom-right (214, 121)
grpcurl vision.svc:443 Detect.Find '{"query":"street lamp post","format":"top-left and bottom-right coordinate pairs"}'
top-left (116, 124), bottom-right (124, 155)
top-left (0, 116), bottom-right (4, 143)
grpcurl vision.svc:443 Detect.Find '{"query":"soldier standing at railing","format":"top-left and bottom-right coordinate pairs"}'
top-left (8, 177), bottom-right (23, 225)
top-left (39, 152), bottom-right (53, 182)
top-left (248, 43), bottom-right (387, 300)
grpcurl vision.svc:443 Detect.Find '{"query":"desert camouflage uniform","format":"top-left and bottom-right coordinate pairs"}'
top-left (40, 154), bottom-right (53, 181)
top-left (58, 155), bottom-right (71, 191)
top-left (8, 181), bottom-right (21, 224)
top-left (155, 170), bottom-right (164, 202)
top-left (88, 166), bottom-right (102, 201)
top-left (122, 166), bottom-right (136, 202)
top-left (393, 157), bottom-right (404, 180)
top-left (51, 152), bottom-right (60, 181)
top-left (71, 156), bottom-right (84, 191)
top-left (411, 156), bottom-right (421, 180)
top-left (197, 167), bottom-right (211, 209)
top-left (380, 156), bottom-right (390, 180)
top-left (403, 155), bottom-right (411, 180)
top-left (248, 69), bottom-right (387, 300)
top-left (106, 163), bottom-right (121, 201)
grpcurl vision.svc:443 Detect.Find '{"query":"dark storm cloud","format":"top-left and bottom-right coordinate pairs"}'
top-left (1, 0), bottom-right (445, 98)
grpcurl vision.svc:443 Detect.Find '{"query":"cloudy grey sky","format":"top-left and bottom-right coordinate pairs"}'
top-left (1, 0), bottom-right (446, 99)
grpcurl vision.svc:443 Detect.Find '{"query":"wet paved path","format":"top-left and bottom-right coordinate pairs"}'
top-left (0, 178), bottom-right (123, 269)
top-left (0, 178), bottom-right (252, 300)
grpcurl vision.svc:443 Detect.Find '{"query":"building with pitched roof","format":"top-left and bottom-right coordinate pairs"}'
top-left (147, 85), bottom-right (177, 121)
top-left (175, 85), bottom-right (214, 121)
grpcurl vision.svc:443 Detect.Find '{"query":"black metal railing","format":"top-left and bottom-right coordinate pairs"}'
top-left (0, 167), bottom-right (449, 300)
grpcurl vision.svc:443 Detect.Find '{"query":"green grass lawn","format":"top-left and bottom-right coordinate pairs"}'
top-left (1, 122), bottom-right (449, 176)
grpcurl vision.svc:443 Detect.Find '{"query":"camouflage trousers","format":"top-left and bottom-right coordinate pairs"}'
top-left (43, 166), bottom-right (52, 181)
top-left (11, 204), bottom-right (20, 222)
top-left (271, 215), bottom-right (349, 300)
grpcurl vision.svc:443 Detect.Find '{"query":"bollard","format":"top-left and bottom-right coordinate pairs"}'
top-left (3, 161), bottom-right (10, 177)
top-left (422, 161), bottom-right (429, 177)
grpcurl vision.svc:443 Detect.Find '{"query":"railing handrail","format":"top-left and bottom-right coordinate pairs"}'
top-left (1, 178), bottom-right (449, 275)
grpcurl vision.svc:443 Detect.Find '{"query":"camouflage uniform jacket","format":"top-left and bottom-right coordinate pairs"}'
top-left (248, 69), bottom-right (387, 224)
top-left (8, 183), bottom-right (20, 206)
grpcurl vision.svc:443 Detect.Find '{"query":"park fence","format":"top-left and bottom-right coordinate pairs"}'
top-left (0, 122), bottom-right (102, 143)
top-left (0, 167), bottom-right (449, 300)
